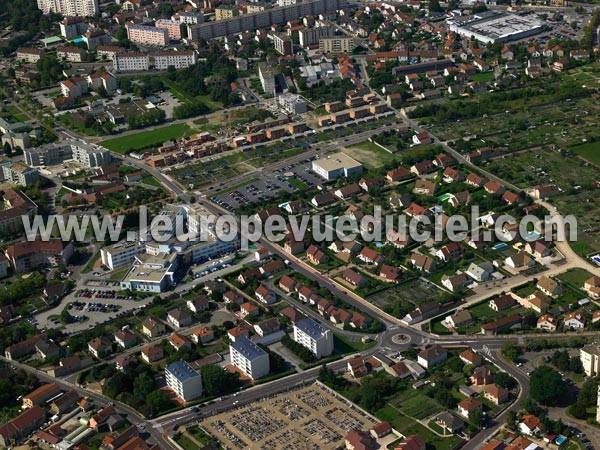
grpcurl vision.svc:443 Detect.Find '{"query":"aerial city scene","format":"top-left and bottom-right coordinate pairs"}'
top-left (0, 0), bottom-right (599, 448)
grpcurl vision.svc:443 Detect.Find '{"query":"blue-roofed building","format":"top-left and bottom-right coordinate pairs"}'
top-left (165, 360), bottom-right (203, 402)
top-left (293, 318), bottom-right (333, 358)
top-left (229, 336), bottom-right (270, 379)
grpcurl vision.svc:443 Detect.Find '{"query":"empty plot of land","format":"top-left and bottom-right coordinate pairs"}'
top-left (199, 383), bottom-right (378, 450)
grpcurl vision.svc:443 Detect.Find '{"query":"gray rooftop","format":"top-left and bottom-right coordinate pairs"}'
top-left (166, 360), bottom-right (200, 383)
top-left (295, 318), bottom-right (328, 340)
top-left (231, 336), bottom-right (267, 361)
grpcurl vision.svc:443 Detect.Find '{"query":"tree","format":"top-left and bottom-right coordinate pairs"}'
top-left (428, 0), bottom-right (443, 12)
top-left (146, 390), bottom-right (173, 416)
top-left (530, 366), bottom-right (567, 406)
top-left (200, 364), bottom-right (241, 396)
top-left (494, 371), bottom-right (517, 389)
top-left (3, 142), bottom-right (12, 157)
top-left (470, 408), bottom-right (484, 429)
top-left (501, 342), bottom-right (522, 362)
top-left (133, 372), bottom-right (155, 404)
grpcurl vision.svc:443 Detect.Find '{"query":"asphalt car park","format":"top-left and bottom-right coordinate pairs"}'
top-left (211, 160), bottom-right (322, 211)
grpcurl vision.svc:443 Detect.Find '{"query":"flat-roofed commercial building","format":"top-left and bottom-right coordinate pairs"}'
top-left (100, 241), bottom-right (145, 270)
top-left (120, 252), bottom-right (178, 293)
top-left (312, 152), bottom-right (363, 180)
top-left (447, 11), bottom-right (545, 44)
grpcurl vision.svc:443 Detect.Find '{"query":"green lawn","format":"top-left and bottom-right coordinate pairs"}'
top-left (558, 268), bottom-right (593, 287)
top-left (397, 393), bottom-right (442, 419)
top-left (376, 405), bottom-right (462, 450)
top-left (470, 72), bottom-right (494, 83)
top-left (345, 141), bottom-right (396, 169)
top-left (572, 141), bottom-right (600, 165)
top-left (288, 178), bottom-right (309, 190)
top-left (99, 123), bottom-right (194, 154)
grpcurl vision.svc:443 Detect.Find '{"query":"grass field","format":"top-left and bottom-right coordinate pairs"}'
top-left (470, 72), bottom-right (494, 82)
top-left (100, 123), bottom-right (195, 154)
top-left (345, 141), bottom-right (396, 169)
top-left (376, 405), bottom-right (462, 450)
top-left (571, 141), bottom-right (600, 165)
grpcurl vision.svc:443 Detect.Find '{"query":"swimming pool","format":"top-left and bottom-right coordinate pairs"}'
top-left (591, 254), bottom-right (600, 266)
top-left (72, 37), bottom-right (84, 43)
top-left (555, 435), bottom-right (567, 445)
top-left (493, 243), bottom-right (508, 250)
top-left (437, 193), bottom-right (453, 202)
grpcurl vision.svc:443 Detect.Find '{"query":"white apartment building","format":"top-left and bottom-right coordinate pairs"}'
top-left (258, 62), bottom-right (276, 96)
top-left (24, 140), bottom-right (112, 168)
top-left (298, 26), bottom-right (335, 47)
top-left (153, 50), bottom-right (197, 70)
top-left (126, 24), bottom-right (169, 47)
top-left (277, 0), bottom-right (296, 6)
top-left (0, 161), bottom-right (40, 186)
top-left (37, 0), bottom-right (98, 16)
top-left (293, 318), bottom-right (334, 358)
top-left (16, 48), bottom-right (45, 63)
top-left (165, 360), bottom-right (203, 402)
top-left (230, 336), bottom-right (270, 379)
top-left (100, 241), bottom-right (145, 270)
top-left (277, 93), bottom-right (307, 115)
top-left (580, 344), bottom-right (600, 377)
top-left (114, 53), bottom-right (150, 72)
top-left (59, 17), bottom-right (88, 39)
top-left (319, 36), bottom-right (355, 54)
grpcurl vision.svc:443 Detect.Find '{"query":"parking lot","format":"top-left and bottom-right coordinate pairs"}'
top-left (211, 160), bottom-right (323, 210)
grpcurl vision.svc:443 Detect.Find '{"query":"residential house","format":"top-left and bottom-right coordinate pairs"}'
top-left (417, 345), bottom-right (447, 369)
top-left (279, 275), bottom-right (297, 293)
top-left (466, 261), bottom-right (493, 282)
top-left (114, 329), bottom-right (137, 349)
top-left (471, 365), bottom-right (494, 385)
top-left (343, 268), bottom-right (368, 287)
top-left (88, 336), bottom-right (112, 358)
top-left (465, 173), bottom-right (485, 187)
top-left (142, 317), bottom-right (165, 338)
top-left (435, 242), bottom-right (463, 262)
top-left (441, 273), bottom-right (469, 292)
top-left (223, 290), bottom-right (244, 305)
top-left (435, 411), bottom-right (464, 434)
top-left (192, 327), bottom-right (215, 344)
top-left (459, 349), bottom-right (483, 367)
top-left (240, 302), bottom-right (259, 318)
top-left (481, 315), bottom-right (521, 335)
top-left (445, 310), bottom-right (472, 329)
top-left (386, 167), bottom-right (411, 182)
top-left (306, 245), bottom-right (329, 265)
top-left (537, 314), bottom-right (558, 332)
top-left (168, 333), bottom-right (191, 352)
top-left (505, 252), bottom-right (534, 269)
top-left (389, 191), bottom-right (412, 209)
top-left (484, 384), bottom-right (509, 405)
top-left (489, 294), bottom-right (516, 312)
top-left (380, 264), bottom-right (402, 283)
top-left (584, 276), bottom-right (600, 299)
top-left (564, 312), bottom-right (585, 329)
top-left (410, 160), bottom-right (433, 176)
top-left (358, 247), bottom-right (384, 266)
top-left (167, 308), bottom-right (193, 328)
top-left (186, 295), bottom-right (210, 313)
top-left (536, 276), bottom-right (561, 297)
top-left (141, 344), bottom-right (164, 364)
top-left (526, 241), bottom-right (551, 259)
top-left (255, 285), bottom-right (277, 304)
top-left (254, 318), bottom-right (280, 337)
top-left (457, 397), bottom-right (483, 419)
top-left (413, 179), bottom-right (437, 195)
top-left (409, 253), bottom-right (436, 273)
top-left (519, 415), bottom-right (541, 436)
